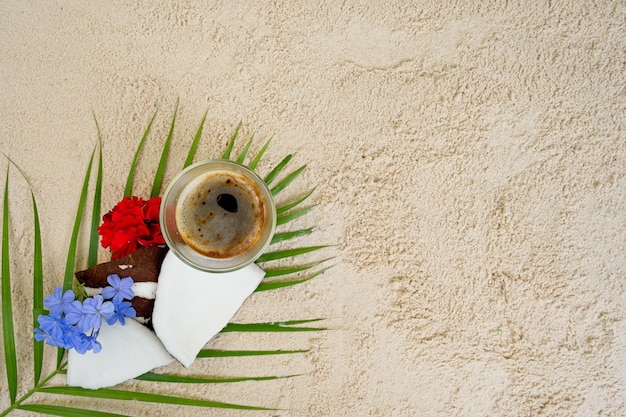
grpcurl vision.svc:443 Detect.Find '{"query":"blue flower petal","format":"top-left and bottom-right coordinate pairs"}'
top-left (107, 274), bottom-right (121, 287)
top-left (64, 300), bottom-right (83, 325)
top-left (44, 286), bottom-right (76, 315)
top-left (43, 286), bottom-right (63, 312)
top-left (102, 275), bottom-right (135, 304)
top-left (100, 300), bottom-right (115, 318)
top-left (34, 328), bottom-right (46, 342)
top-left (101, 285), bottom-right (116, 300)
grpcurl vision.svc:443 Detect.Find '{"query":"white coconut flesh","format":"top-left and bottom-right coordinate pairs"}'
top-left (152, 252), bottom-right (265, 367)
top-left (66, 319), bottom-right (174, 389)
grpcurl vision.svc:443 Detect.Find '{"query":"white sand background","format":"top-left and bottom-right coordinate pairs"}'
top-left (1, 1), bottom-right (625, 416)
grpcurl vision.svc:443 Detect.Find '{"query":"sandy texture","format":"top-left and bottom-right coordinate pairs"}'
top-left (1, 1), bottom-right (625, 416)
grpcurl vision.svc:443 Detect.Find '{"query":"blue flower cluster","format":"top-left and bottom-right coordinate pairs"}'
top-left (34, 274), bottom-right (137, 354)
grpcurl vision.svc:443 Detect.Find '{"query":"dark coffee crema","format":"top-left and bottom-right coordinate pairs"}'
top-left (175, 171), bottom-right (266, 258)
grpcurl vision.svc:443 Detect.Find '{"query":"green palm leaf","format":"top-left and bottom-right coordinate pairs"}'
top-left (31, 183), bottom-right (44, 384)
top-left (236, 133), bottom-right (255, 164)
top-left (277, 206), bottom-right (316, 227)
top-left (257, 245), bottom-right (329, 263)
top-left (124, 109), bottom-right (157, 197)
top-left (88, 116), bottom-right (103, 268)
top-left (263, 259), bottom-right (329, 278)
top-left (39, 387), bottom-right (271, 411)
top-left (197, 349), bottom-right (308, 358)
top-left (136, 372), bottom-right (299, 384)
top-left (17, 404), bottom-right (131, 417)
top-left (247, 138), bottom-right (271, 170)
top-left (184, 109), bottom-right (208, 168)
top-left (264, 154), bottom-right (292, 185)
top-left (256, 265), bottom-right (334, 292)
top-left (2, 155), bottom-right (45, 384)
top-left (276, 188), bottom-right (315, 214)
top-left (220, 122), bottom-right (241, 160)
top-left (270, 227), bottom-right (315, 245)
top-left (57, 147), bottom-right (96, 366)
top-left (151, 100), bottom-right (178, 197)
top-left (221, 319), bottom-right (326, 332)
top-left (271, 164), bottom-right (306, 196)
top-left (1, 168), bottom-right (18, 404)
top-left (64, 149), bottom-right (95, 292)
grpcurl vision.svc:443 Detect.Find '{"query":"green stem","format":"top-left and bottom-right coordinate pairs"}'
top-left (0, 361), bottom-right (67, 417)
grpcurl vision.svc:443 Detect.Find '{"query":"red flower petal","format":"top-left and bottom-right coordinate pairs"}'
top-left (144, 197), bottom-right (161, 222)
top-left (98, 196), bottom-right (166, 259)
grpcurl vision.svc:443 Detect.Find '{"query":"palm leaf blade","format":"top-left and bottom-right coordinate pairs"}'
top-left (39, 387), bottom-right (271, 411)
top-left (1, 170), bottom-right (18, 404)
top-left (151, 100), bottom-right (178, 197)
top-left (63, 149), bottom-right (95, 290)
top-left (221, 122), bottom-right (241, 160)
top-left (136, 372), bottom-right (298, 384)
top-left (256, 266), bottom-right (333, 292)
top-left (276, 188), bottom-right (315, 214)
top-left (264, 154), bottom-right (292, 185)
top-left (31, 191), bottom-right (44, 384)
top-left (221, 319), bottom-right (326, 332)
top-left (256, 245), bottom-right (329, 263)
top-left (271, 165), bottom-right (306, 196)
top-left (248, 138), bottom-right (271, 170)
top-left (2, 156), bottom-right (46, 385)
top-left (124, 109), bottom-right (157, 197)
top-left (88, 121), bottom-right (103, 268)
top-left (276, 206), bottom-right (315, 227)
top-left (18, 404), bottom-right (131, 417)
top-left (60, 148), bottom-right (95, 365)
top-left (184, 109), bottom-right (208, 168)
top-left (236, 134), bottom-right (254, 164)
top-left (197, 349), bottom-right (308, 358)
top-left (263, 260), bottom-right (329, 278)
top-left (270, 227), bottom-right (314, 245)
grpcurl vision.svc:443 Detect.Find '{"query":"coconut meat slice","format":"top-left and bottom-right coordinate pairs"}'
top-left (66, 319), bottom-right (174, 389)
top-left (152, 252), bottom-right (265, 367)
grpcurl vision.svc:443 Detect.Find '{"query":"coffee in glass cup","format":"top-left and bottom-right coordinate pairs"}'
top-left (160, 160), bottom-right (276, 272)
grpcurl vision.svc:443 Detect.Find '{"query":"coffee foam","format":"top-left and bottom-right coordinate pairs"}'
top-left (175, 171), bottom-right (265, 258)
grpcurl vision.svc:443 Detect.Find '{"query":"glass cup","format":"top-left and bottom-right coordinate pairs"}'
top-left (160, 159), bottom-right (276, 273)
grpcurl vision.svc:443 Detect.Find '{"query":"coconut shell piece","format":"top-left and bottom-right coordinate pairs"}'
top-left (75, 245), bottom-right (168, 324)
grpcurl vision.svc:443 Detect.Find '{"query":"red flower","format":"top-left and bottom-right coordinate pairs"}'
top-left (98, 196), bottom-right (165, 259)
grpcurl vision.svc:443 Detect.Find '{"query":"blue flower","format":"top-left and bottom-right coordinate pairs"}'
top-left (63, 300), bottom-right (84, 326)
top-left (77, 295), bottom-right (114, 332)
top-left (101, 274), bottom-right (134, 304)
top-left (106, 300), bottom-right (137, 325)
top-left (43, 286), bottom-right (76, 315)
top-left (62, 326), bottom-right (88, 352)
top-left (35, 281), bottom-right (136, 355)
top-left (82, 331), bottom-right (102, 354)
top-left (68, 330), bottom-right (102, 354)
top-left (33, 327), bottom-right (48, 343)
top-left (34, 313), bottom-right (69, 348)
